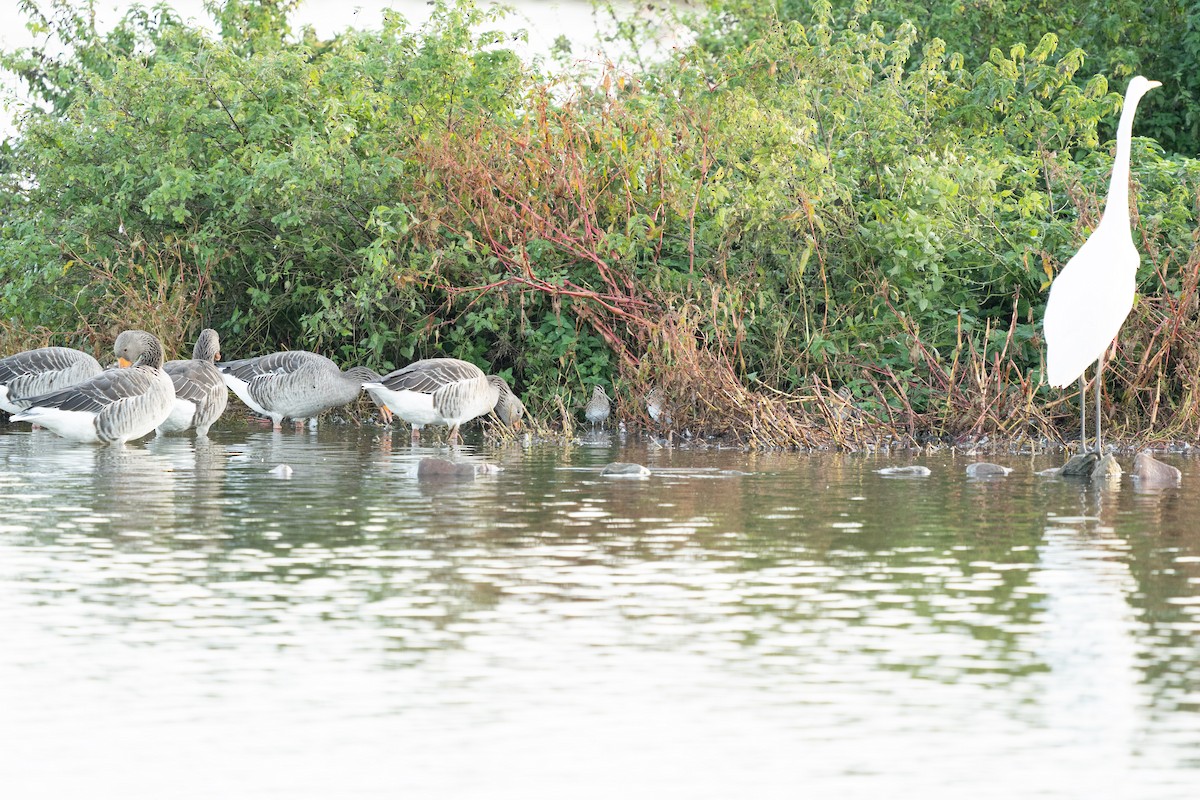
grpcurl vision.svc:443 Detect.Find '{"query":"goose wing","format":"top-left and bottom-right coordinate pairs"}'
top-left (244, 358), bottom-right (354, 419)
top-left (21, 365), bottom-right (166, 414)
top-left (220, 350), bottom-right (328, 382)
top-left (379, 358), bottom-right (485, 393)
top-left (0, 347), bottom-right (95, 381)
top-left (165, 359), bottom-right (226, 404)
top-left (1, 347), bottom-right (102, 409)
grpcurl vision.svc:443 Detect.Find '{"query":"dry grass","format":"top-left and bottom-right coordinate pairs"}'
top-left (65, 236), bottom-right (217, 359)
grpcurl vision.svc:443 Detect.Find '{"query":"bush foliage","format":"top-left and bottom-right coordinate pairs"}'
top-left (2, 0), bottom-right (1199, 446)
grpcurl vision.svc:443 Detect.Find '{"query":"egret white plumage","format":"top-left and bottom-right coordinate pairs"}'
top-left (1043, 75), bottom-right (1160, 451)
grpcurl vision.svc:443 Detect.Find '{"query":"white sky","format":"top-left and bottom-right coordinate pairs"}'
top-left (0, 1), bottom-right (616, 50)
top-left (0, 0), bottom-right (688, 136)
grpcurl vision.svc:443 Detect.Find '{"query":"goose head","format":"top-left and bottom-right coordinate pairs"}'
top-left (114, 330), bottom-right (165, 369)
top-left (344, 366), bottom-right (391, 423)
top-left (488, 375), bottom-right (526, 429)
top-left (193, 329), bottom-right (221, 362)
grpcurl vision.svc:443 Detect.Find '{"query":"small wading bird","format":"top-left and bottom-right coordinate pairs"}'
top-left (1043, 75), bottom-right (1160, 452)
top-left (11, 330), bottom-right (175, 444)
top-left (584, 385), bottom-right (610, 429)
top-left (645, 386), bottom-right (671, 425)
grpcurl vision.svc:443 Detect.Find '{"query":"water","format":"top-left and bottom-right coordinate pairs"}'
top-left (1, 424), bottom-right (1199, 798)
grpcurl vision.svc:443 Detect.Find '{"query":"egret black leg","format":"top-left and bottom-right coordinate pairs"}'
top-left (1079, 374), bottom-right (1087, 452)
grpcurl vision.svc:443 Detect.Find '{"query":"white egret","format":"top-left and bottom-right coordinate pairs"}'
top-left (1044, 75), bottom-right (1161, 451)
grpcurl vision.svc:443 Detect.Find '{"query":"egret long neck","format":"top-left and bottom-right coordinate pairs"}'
top-left (1103, 97), bottom-right (1141, 232)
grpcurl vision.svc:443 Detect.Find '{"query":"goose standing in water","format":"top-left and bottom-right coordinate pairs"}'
top-left (0, 346), bottom-right (103, 414)
top-left (159, 328), bottom-right (228, 437)
top-left (218, 349), bottom-right (381, 430)
top-left (362, 357), bottom-right (501, 443)
top-left (11, 330), bottom-right (175, 444)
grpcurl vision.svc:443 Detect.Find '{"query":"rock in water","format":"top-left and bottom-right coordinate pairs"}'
top-left (1060, 453), bottom-right (1100, 477)
top-left (417, 457), bottom-right (482, 481)
top-left (600, 462), bottom-right (651, 477)
top-left (875, 466), bottom-right (931, 477)
top-left (1091, 453), bottom-right (1122, 482)
top-left (1133, 451), bottom-right (1181, 487)
top-left (966, 462), bottom-right (1012, 477)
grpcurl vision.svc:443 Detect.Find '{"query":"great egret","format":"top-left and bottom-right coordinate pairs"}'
top-left (1044, 75), bottom-right (1161, 451)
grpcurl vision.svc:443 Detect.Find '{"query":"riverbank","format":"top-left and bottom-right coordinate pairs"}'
top-left (4, 2), bottom-right (1200, 453)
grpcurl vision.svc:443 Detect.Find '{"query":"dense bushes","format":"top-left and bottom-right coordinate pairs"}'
top-left (2, 0), bottom-right (1199, 445)
top-left (737, 0), bottom-right (1200, 155)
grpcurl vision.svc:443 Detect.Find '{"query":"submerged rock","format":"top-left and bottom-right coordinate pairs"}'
top-left (1133, 451), bottom-right (1181, 488)
top-left (601, 462), bottom-right (651, 478)
top-left (965, 462), bottom-right (1012, 477)
top-left (417, 457), bottom-right (496, 481)
top-left (875, 465), bottom-right (931, 477)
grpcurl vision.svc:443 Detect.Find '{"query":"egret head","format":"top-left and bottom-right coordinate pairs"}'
top-left (1127, 75), bottom-right (1162, 100)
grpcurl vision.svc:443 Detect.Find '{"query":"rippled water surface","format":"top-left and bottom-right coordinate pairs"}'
top-left (2, 424), bottom-right (1200, 798)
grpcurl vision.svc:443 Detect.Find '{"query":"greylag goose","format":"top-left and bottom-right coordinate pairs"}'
top-left (0, 346), bottom-right (102, 414)
top-left (584, 385), bottom-right (610, 429)
top-left (362, 357), bottom-right (500, 443)
top-left (219, 349), bottom-right (380, 430)
top-left (488, 375), bottom-right (526, 429)
top-left (159, 328), bottom-right (228, 437)
top-left (11, 330), bottom-right (175, 444)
